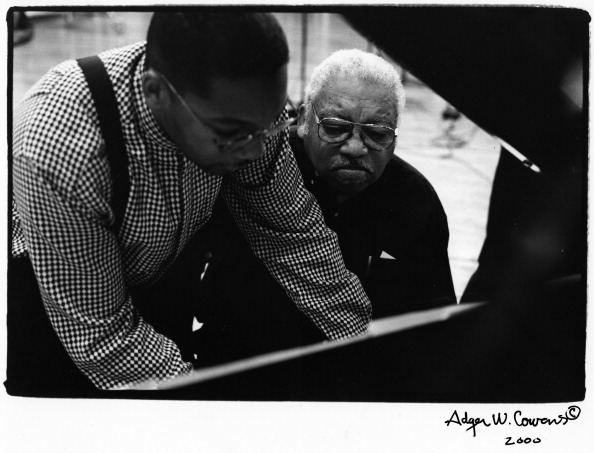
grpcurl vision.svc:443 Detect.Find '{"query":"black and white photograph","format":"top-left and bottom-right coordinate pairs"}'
top-left (2, 3), bottom-right (592, 452)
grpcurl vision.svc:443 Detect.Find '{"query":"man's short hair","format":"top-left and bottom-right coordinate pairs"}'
top-left (146, 12), bottom-right (289, 96)
top-left (301, 49), bottom-right (405, 131)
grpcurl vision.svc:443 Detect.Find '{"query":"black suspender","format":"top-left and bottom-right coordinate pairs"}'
top-left (77, 55), bottom-right (130, 233)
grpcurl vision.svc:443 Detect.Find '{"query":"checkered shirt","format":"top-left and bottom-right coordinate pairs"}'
top-left (11, 42), bottom-right (371, 390)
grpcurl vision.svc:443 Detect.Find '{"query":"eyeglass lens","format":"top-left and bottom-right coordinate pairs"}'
top-left (318, 119), bottom-right (394, 150)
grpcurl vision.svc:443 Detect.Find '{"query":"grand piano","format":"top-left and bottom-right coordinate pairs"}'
top-left (138, 6), bottom-right (587, 403)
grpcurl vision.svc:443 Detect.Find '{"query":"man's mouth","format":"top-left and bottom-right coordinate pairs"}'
top-left (334, 164), bottom-right (369, 172)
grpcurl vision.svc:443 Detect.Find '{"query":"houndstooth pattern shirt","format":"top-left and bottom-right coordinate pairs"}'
top-left (12, 42), bottom-right (371, 390)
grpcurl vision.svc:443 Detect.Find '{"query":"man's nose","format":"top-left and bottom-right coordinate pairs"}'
top-left (339, 127), bottom-right (368, 158)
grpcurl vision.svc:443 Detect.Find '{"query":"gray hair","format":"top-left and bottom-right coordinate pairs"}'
top-left (300, 49), bottom-right (405, 134)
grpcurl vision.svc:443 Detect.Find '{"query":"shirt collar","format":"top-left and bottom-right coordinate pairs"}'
top-left (132, 52), bottom-right (179, 153)
top-left (289, 127), bottom-right (316, 184)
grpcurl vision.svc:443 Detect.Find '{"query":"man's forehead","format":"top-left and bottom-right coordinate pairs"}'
top-left (316, 74), bottom-right (396, 111)
top-left (315, 88), bottom-right (397, 123)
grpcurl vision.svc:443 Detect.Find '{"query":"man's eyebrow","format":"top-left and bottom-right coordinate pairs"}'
top-left (317, 109), bottom-right (346, 121)
top-left (322, 107), bottom-right (396, 126)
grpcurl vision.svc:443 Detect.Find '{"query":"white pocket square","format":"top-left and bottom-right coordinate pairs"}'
top-left (380, 251), bottom-right (395, 260)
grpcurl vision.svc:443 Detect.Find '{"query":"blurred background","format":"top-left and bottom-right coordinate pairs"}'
top-left (10, 10), bottom-right (501, 300)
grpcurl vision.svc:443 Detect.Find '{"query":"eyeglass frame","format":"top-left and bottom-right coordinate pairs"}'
top-left (157, 71), bottom-right (296, 153)
top-left (311, 103), bottom-right (398, 151)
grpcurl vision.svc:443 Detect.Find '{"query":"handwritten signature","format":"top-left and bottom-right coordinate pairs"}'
top-left (444, 405), bottom-right (581, 437)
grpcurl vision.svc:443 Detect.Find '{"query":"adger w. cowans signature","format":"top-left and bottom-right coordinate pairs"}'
top-left (444, 405), bottom-right (581, 438)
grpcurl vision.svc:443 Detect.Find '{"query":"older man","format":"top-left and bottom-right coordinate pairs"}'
top-left (8, 14), bottom-right (371, 395)
top-left (194, 49), bottom-right (456, 365)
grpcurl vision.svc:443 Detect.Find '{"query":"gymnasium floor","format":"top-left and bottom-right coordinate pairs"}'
top-left (11, 11), bottom-right (501, 299)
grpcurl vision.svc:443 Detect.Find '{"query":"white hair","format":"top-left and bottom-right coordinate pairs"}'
top-left (300, 49), bottom-right (406, 134)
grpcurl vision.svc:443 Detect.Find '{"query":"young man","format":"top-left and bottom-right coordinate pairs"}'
top-left (195, 49), bottom-right (456, 364)
top-left (8, 13), bottom-right (371, 394)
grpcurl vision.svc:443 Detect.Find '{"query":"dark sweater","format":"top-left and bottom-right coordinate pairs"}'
top-left (193, 128), bottom-right (456, 364)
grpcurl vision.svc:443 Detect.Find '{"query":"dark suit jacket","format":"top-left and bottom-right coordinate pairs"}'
top-left (193, 128), bottom-right (456, 365)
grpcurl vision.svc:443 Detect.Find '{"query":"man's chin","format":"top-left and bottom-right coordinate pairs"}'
top-left (332, 169), bottom-right (369, 188)
top-left (327, 176), bottom-right (370, 195)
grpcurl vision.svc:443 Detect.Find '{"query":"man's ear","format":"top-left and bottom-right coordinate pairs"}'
top-left (296, 103), bottom-right (308, 138)
top-left (142, 68), bottom-right (170, 111)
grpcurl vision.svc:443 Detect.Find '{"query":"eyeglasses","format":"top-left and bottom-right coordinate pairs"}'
top-left (159, 72), bottom-right (296, 153)
top-left (312, 104), bottom-right (398, 151)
